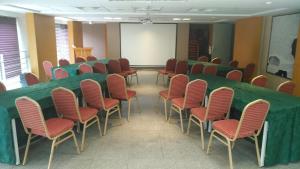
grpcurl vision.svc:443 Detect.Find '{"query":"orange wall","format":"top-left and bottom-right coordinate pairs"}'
top-left (233, 17), bottom-right (263, 68)
top-left (292, 24), bottom-right (300, 95)
top-left (68, 21), bottom-right (83, 63)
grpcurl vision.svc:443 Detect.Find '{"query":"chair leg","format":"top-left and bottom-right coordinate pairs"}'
top-left (71, 130), bottom-right (80, 154)
top-left (76, 121), bottom-right (80, 133)
top-left (254, 136), bottom-right (261, 166)
top-left (47, 139), bottom-right (57, 169)
top-left (207, 130), bottom-right (215, 154)
top-left (127, 99), bottom-right (131, 121)
top-left (179, 109), bottom-right (184, 133)
top-left (135, 96), bottom-right (141, 113)
top-left (164, 99), bottom-right (168, 121)
top-left (135, 73), bottom-right (139, 84)
top-left (118, 105), bottom-right (122, 120)
top-left (104, 110), bottom-right (110, 135)
top-left (81, 123), bottom-right (87, 151)
top-left (227, 139), bottom-right (234, 169)
top-left (96, 116), bottom-right (102, 136)
top-left (22, 133), bottom-right (32, 165)
top-left (168, 105), bottom-right (173, 123)
top-left (187, 115), bottom-right (192, 135)
top-left (156, 72), bottom-right (159, 84)
top-left (200, 121), bottom-right (205, 150)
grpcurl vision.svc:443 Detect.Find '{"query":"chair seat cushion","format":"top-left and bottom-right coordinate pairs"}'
top-left (127, 90), bottom-right (136, 99)
top-left (46, 118), bottom-right (74, 138)
top-left (191, 107), bottom-right (225, 121)
top-left (78, 107), bottom-right (98, 122)
top-left (172, 98), bottom-right (185, 109)
top-left (104, 98), bottom-right (119, 109)
top-left (159, 90), bottom-right (169, 99)
top-left (213, 119), bottom-right (254, 139)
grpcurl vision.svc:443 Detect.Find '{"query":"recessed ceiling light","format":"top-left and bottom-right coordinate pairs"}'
top-left (113, 17), bottom-right (122, 20)
top-left (265, 1), bottom-right (272, 5)
top-left (173, 18), bottom-right (181, 21)
top-left (183, 18), bottom-right (191, 21)
top-left (104, 17), bottom-right (113, 20)
top-left (88, 21), bottom-right (92, 24)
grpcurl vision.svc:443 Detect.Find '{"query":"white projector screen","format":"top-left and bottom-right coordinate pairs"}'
top-left (120, 23), bottom-right (177, 66)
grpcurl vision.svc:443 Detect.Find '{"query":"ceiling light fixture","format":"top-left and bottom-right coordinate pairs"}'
top-left (104, 17), bottom-right (113, 20)
top-left (182, 18), bottom-right (191, 21)
top-left (89, 21), bottom-right (93, 24)
top-left (265, 1), bottom-right (272, 5)
top-left (113, 17), bottom-right (122, 20)
top-left (173, 18), bottom-right (181, 21)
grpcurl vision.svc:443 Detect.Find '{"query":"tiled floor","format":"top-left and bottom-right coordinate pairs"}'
top-left (2, 70), bottom-right (300, 169)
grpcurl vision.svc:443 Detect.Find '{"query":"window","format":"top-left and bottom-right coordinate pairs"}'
top-left (55, 24), bottom-right (70, 61)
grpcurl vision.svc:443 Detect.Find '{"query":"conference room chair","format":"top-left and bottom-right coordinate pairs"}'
top-left (86, 56), bottom-right (97, 61)
top-left (119, 58), bottom-right (139, 84)
top-left (276, 81), bottom-right (296, 95)
top-left (187, 87), bottom-right (234, 149)
top-left (168, 60), bottom-right (188, 78)
top-left (211, 57), bottom-right (222, 64)
top-left (226, 70), bottom-right (243, 82)
top-left (54, 68), bottom-right (69, 79)
top-left (51, 87), bottom-right (102, 151)
top-left (243, 63), bottom-right (255, 82)
top-left (42, 60), bottom-right (53, 80)
top-left (107, 74), bottom-right (140, 121)
top-left (58, 59), bottom-right (70, 66)
top-left (159, 74), bottom-right (189, 120)
top-left (207, 99), bottom-right (270, 169)
top-left (251, 75), bottom-right (268, 87)
top-left (15, 96), bottom-right (80, 169)
top-left (156, 58), bottom-right (176, 84)
top-left (169, 79), bottom-right (207, 133)
top-left (190, 64), bottom-right (204, 75)
top-left (107, 60), bottom-right (128, 77)
top-left (24, 73), bottom-right (40, 86)
top-left (80, 79), bottom-right (121, 135)
top-left (75, 57), bottom-right (86, 63)
top-left (79, 63), bottom-right (93, 74)
top-left (203, 66), bottom-right (217, 75)
top-left (197, 56), bottom-right (209, 62)
top-left (0, 81), bottom-right (6, 92)
top-left (93, 62), bottom-right (107, 74)
top-left (229, 60), bottom-right (239, 68)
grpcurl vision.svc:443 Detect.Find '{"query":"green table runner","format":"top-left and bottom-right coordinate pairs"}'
top-left (190, 74), bottom-right (300, 166)
top-left (0, 73), bottom-right (107, 164)
top-left (188, 60), bottom-right (238, 76)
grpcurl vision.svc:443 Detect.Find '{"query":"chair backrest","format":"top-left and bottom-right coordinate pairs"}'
top-left (211, 57), bottom-right (221, 64)
top-left (15, 96), bottom-right (49, 137)
top-left (0, 81), bottom-right (6, 92)
top-left (234, 99), bottom-right (270, 139)
top-left (229, 60), bottom-right (239, 68)
top-left (93, 62), bottom-right (107, 74)
top-left (251, 75), bottom-right (267, 87)
top-left (107, 74), bottom-right (128, 100)
top-left (243, 63), bottom-right (255, 82)
top-left (183, 79), bottom-right (207, 108)
top-left (42, 60), bottom-right (53, 79)
top-left (276, 81), bottom-right (295, 95)
top-left (79, 63), bottom-right (93, 74)
top-left (87, 56), bottom-right (97, 61)
top-left (80, 79), bottom-right (105, 109)
top-left (205, 87), bottom-right (234, 120)
top-left (54, 68), bottom-right (69, 79)
top-left (119, 58), bottom-right (130, 71)
top-left (59, 59), bottom-right (70, 66)
top-left (198, 56), bottom-right (209, 62)
top-left (25, 73), bottom-right (40, 86)
top-left (175, 60), bottom-right (188, 74)
top-left (203, 66), bottom-right (217, 75)
top-left (226, 70), bottom-right (243, 82)
top-left (51, 87), bottom-right (82, 121)
top-left (107, 60), bottom-right (122, 74)
top-left (168, 74), bottom-right (189, 99)
top-left (165, 58), bottom-right (177, 72)
top-left (190, 64), bottom-right (204, 74)
top-left (75, 57), bottom-right (86, 63)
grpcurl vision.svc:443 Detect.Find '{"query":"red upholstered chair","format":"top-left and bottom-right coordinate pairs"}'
top-left (51, 87), bottom-right (101, 151)
top-left (15, 96), bottom-right (80, 169)
top-left (80, 79), bottom-right (121, 135)
top-left (207, 99), bottom-right (270, 169)
top-left (211, 57), bottom-right (221, 64)
top-left (75, 57), bottom-right (86, 63)
top-left (226, 70), bottom-right (243, 82)
top-left (107, 60), bottom-right (127, 77)
top-left (187, 87), bottom-right (234, 149)
top-left (107, 74), bottom-right (140, 121)
top-left (159, 74), bottom-right (189, 120)
top-left (251, 75), bottom-right (267, 87)
top-left (203, 66), bottom-right (217, 75)
top-left (198, 56), bottom-right (209, 62)
top-left (169, 79), bottom-right (207, 133)
top-left (276, 81), bottom-right (295, 95)
top-left (54, 68), bottom-right (69, 79)
top-left (190, 64), bottom-right (204, 75)
top-left (119, 58), bottom-right (139, 84)
top-left (25, 73), bottom-right (40, 86)
top-left (58, 59), bottom-right (70, 66)
top-left (86, 56), bottom-right (97, 61)
top-left (243, 63), bottom-right (255, 82)
top-left (79, 63), bottom-right (93, 74)
top-left (168, 60), bottom-right (188, 78)
top-left (0, 81), bottom-right (6, 92)
top-left (42, 60), bottom-right (53, 80)
top-left (229, 60), bottom-right (239, 68)
top-left (93, 62), bottom-right (107, 74)
top-left (156, 58), bottom-right (176, 84)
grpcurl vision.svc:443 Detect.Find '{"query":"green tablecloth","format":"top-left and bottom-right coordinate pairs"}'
top-left (52, 58), bottom-right (110, 78)
top-left (188, 60), bottom-right (238, 76)
top-left (189, 74), bottom-right (300, 166)
top-left (0, 73), bottom-right (107, 164)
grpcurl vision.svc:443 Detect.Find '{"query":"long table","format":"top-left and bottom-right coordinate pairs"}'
top-left (0, 73), bottom-right (107, 164)
top-left (188, 60), bottom-right (238, 76)
top-left (189, 74), bottom-right (300, 167)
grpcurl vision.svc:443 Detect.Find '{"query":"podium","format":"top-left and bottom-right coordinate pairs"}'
top-left (73, 48), bottom-right (93, 60)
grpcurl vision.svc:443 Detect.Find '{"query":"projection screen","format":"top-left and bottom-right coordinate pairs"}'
top-left (120, 23), bottom-right (177, 66)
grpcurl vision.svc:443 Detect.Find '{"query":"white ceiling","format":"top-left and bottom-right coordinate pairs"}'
top-left (0, 0), bottom-right (299, 23)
